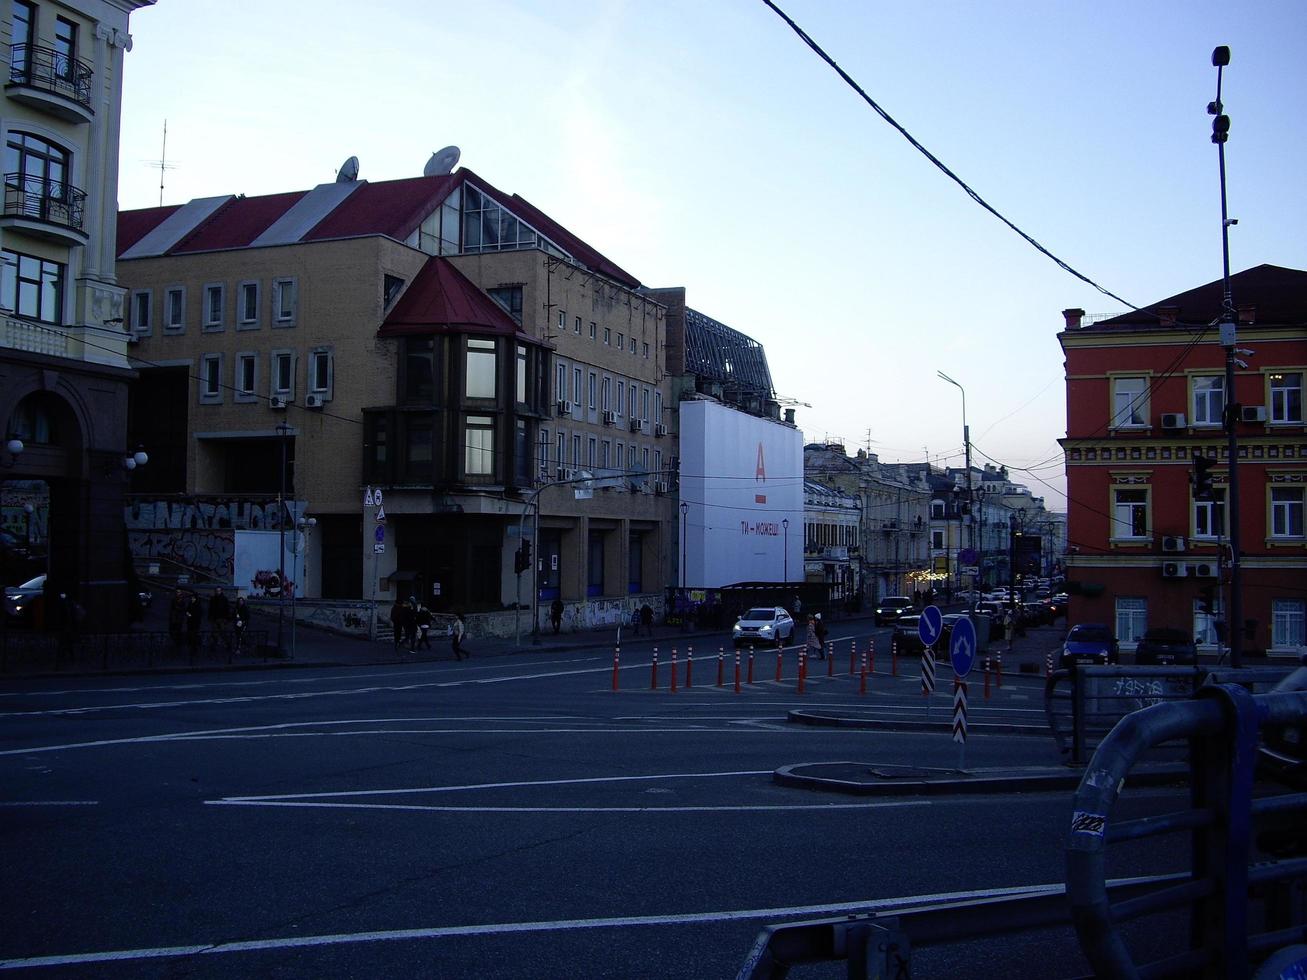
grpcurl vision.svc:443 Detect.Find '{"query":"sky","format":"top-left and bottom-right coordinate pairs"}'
top-left (114, 1), bottom-right (1307, 513)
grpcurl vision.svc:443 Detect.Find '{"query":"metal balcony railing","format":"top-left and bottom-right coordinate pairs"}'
top-left (3, 173), bottom-right (87, 232)
top-left (8, 44), bottom-right (94, 110)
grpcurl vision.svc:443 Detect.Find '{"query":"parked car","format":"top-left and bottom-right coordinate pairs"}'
top-left (1134, 628), bottom-right (1198, 666)
top-left (1045, 593), bottom-right (1070, 619)
top-left (4, 573), bottom-right (46, 623)
top-left (1020, 601), bottom-right (1052, 627)
top-left (1060, 623), bottom-right (1119, 668)
top-left (874, 596), bottom-right (914, 626)
top-left (732, 607), bottom-right (795, 647)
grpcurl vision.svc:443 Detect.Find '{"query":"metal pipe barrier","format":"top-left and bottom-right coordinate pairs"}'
top-left (1067, 684), bottom-right (1307, 978)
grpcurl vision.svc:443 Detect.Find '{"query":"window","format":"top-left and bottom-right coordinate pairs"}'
top-left (588, 371), bottom-right (597, 410)
top-left (11, 2), bottom-right (34, 76)
top-left (53, 17), bottom-right (78, 80)
top-left (601, 376), bottom-right (610, 412)
top-left (643, 342), bottom-right (649, 358)
top-left (1192, 376), bottom-right (1224, 426)
top-left (2, 249), bottom-right (64, 323)
top-left (654, 391), bottom-right (663, 425)
top-left (1272, 599), bottom-right (1305, 649)
top-left (1193, 489), bottom-right (1226, 539)
top-left (1270, 372), bottom-right (1303, 423)
top-left (628, 385), bottom-right (636, 419)
top-left (556, 362), bottom-right (567, 402)
top-left (1115, 597), bottom-right (1147, 645)
top-left (630, 338), bottom-right (637, 355)
top-left (309, 348), bottom-right (332, 396)
top-left (587, 436), bottom-right (596, 468)
top-left (1111, 376), bottom-right (1148, 428)
top-left (383, 274), bottom-right (405, 309)
top-left (5, 131), bottom-right (72, 224)
top-left (203, 283), bottom-right (224, 330)
top-left (515, 344), bottom-right (528, 403)
top-left (404, 336), bottom-right (435, 403)
top-left (1271, 487), bottom-right (1305, 538)
top-left (537, 427), bottom-right (550, 477)
top-left (164, 286), bottom-right (184, 332)
top-left (574, 316), bottom-right (582, 335)
top-left (616, 441), bottom-right (624, 468)
top-left (1194, 598), bottom-right (1225, 647)
top-left (1112, 487), bottom-right (1148, 539)
top-left (603, 326), bottom-right (610, 345)
top-left (641, 387), bottom-right (650, 421)
top-left (588, 321), bottom-right (596, 340)
top-left (236, 352), bottom-right (258, 399)
top-left (931, 530), bottom-right (945, 549)
top-left (466, 338), bottom-right (497, 399)
top-left (601, 440), bottom-right (610, 468)
top-left (654, 449), bottom-right (662, 478)
top-left (617, 332), bottom-right (624, 349)
top-left (616, 381), bottom-right (625, 415)
top-left (272, 277), bottom-right (297, 325)
top-left (460, 184), bottom-right (543, 254)
top-left (555, 431), bottom-right (565, 471)
top-left (488, 286), bottom-right (523, 324)
top-left (238, 281), bottom-right (259, 327)
top-left (403, 416), bottom-right (432, 479)
top-left (558, 310), bottom-right (566, 333)
top-left (200, 354), bottom-right (222, 401)
top-left (931, 501), bottom-right (946, 518)
top-left (415, 185), bottom-right (461, 256)
top-left (572, 433), bottom-right (581, 466)
top-left (271, 350), bottom-right (294, 397)
top-left (130, 289), bottom-right (151, 335)
top-left (642, 447), bottom-right (650, 472)
top-left (465, 415), bottom-right (495, 476)
top-left (573, 367), bottom-right (581, 402)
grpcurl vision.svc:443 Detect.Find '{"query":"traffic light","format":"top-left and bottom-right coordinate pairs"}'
top-left (1192, 455), bottom-right (1216, 501)
top-left (514, 540), bottom-right (532, 574)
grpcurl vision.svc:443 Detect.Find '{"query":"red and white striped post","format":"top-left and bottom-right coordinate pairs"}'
top-left (748, 647), bottom-right (755, 684)
top-left (734, 648), bottom-right (741, 693)
top-left (612, 646), bottom-right (620, 692)
top-left (1045, 652), bottom-right (1053, 677)
top-left (869, 638), bottom-right (876, 675)
top-left (859, 649), bottom-right (867, 695)
top-left (983, 657), bottom-right (991, 699)
top-left (827, 642), bottom-right (834, 676)
top-left (891, 637), bottom-right (899, 677)
top-left (775, 647), bottom-right (783, 682)
top-left (686, 647), bottom-right (694, 688)
top-left (996, 654), bottom-right (1004, 689)
top-left (797, 649), bottom-right (806, 694)
top-left (650, 648), bottom-right (659, 690)
top-left (717, 647), bottom-right (725, 687)
top-left (849, 640), bottom-right (857, 676)
top-left (670, 648), bottom-right (678, 693)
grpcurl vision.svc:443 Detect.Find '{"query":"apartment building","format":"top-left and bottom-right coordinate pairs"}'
top-left (1, 0), bottom-right (151, 626)
top-left (116, 161), bottom-right (675, 628)
top-left (1060, 264), bottom-right (1307, 657)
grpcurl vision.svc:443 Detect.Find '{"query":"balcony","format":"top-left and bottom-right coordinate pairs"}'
top-left (2, 175), bottom-right (89, 246)
top-left (7, 45), bottom-right (95, 123)
top-left (2, 313), bottom-right (132, 368)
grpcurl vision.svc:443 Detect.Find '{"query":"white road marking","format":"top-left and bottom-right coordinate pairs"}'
top-left (207, 799), bottom-right (929, 814)
top-left (0, 879), bottom-right (1150, 971)
top-left (0, 800), bottom-right (98, 807)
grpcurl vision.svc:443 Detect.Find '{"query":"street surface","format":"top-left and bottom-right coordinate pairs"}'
top-left (1, 624), bottom-right (1189, 977)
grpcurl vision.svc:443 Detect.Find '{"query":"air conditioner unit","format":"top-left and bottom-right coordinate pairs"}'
top-left (556, 399), bottom-right (573, 417)
top-left (1160, 412), bottom-right (1186, 429)
top-left (269, 396), bottom-right (288, 410)
top-left (556, 466), bottom-right (574, 482)
top-left (1193, 562), bottom-right (1218, 578)
top-left (1161, 561), bottom-right (1188, 578)
top-left (1241, 405), bottom-right (1268, 423)
top-left (602, 409), bottom-right (616, 426)
top-left (1162, 535), bottom-right (1186, 553)
top-left (654, 481), bottom-right (668, 495)
top-left (304, 393), bottom-right (324, 409)
top-left (654, 423), bottom-right (668, 438)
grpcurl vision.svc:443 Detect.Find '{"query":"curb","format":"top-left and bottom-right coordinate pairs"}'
top-left (773, 760), bottom-right (1190, 796)
top-left (788, 708), bottom-right (1049, 737)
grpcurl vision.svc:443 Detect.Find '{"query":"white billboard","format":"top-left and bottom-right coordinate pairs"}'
top-left (679, 400), bottom-right (804, 588)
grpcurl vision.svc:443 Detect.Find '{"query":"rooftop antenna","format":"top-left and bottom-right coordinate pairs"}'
top-left (423, 145), bottom-right (461, 176)
top-left (143, 120), bottom-right (178, 206)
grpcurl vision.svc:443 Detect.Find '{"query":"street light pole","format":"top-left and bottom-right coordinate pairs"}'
top-left (782, 517), bottom-right (789, 583)
top-left (275, 421), bottom-right (290, 656)
top-left (680, 501), bottom-right (689, 589)
top-left (938, 371), bottom-right (974, 617)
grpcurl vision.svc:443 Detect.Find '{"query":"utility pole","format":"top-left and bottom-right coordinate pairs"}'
top-left (1209, 45), bottom-right (1243, 667)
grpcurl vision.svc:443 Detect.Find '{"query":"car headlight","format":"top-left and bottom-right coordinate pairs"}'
top-left (760, 625), bottom-right (773, 634)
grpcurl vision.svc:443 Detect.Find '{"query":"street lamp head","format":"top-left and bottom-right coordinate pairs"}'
top-left (1212, 45), bottom-right (1230, 68)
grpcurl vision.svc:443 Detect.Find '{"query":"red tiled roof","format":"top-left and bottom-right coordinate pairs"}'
top-left (116, 204), bottom-right (180, 254)
top-left (379, 256), bottom-right (534, 342)
top-left (168, 190), bottom-right (306, 253)
top-left (1094, 264), bottom-right (1307, 328)
top-left (303, 174), bottom-right (460, 242)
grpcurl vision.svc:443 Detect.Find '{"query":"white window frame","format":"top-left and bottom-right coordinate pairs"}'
top-left (272, 277), bottom-right (298, 326)
top-left (616, 380), bottom-right (625, 416)
top-left (271, 349), bottom-right (296, 399)
top-left (1271, 599), bottom-right (1305, 651)
top-left (130, 289), bottom-right (152, 336)
top-left (238, 281), bottom-right (260, 328)
top-left (1193, 489), bottom-right (1226, 539)
top-left (556, 362), bottom-right (567, 402)
top-left (1269, 371), bottom-right (1303, 424)
top-left (1194, 597), bottom-right (1225, 647)
top-left (309, 346), bottom-right (333, 401)
top-left (1191, 375), bottom-right (1224, 427)
top-left (1271, 486), bottom-right (1305, 539)
top-left (1111, 376), bottom-right (1148, 429)
top-left (601, 376), bottom-right (610, 412)
top-left (235, 351), bottom-right (258, 402)
top-left (588, 371), bottom-right (597, 410)
top-left (200, 352), bottom-right (222, 403)
top-left (202, 282), bottom-right (225, 331)
top-left (164, 285), bottom-right (185, 334)
top-left (1112, 487), bottom-right (1149, 540)
top-left (1115, 597), bottom-right (1147, 646)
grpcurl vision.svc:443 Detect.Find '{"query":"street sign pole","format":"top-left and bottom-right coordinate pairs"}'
top-left (949, 615), bottom-right (978, 771)
top-left (918, 605), bottom-right (943, 722)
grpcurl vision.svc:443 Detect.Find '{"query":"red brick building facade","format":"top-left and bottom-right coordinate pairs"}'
top-left (1060, 265), bottom-right (1307, 659)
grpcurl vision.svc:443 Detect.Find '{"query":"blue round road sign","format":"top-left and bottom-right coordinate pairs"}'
top-left (918, 605), bottom-right (943, 647)
top-left (959, 548), bottom-right (978, 566)
top-left (950, 616), bottom-right (978, 678)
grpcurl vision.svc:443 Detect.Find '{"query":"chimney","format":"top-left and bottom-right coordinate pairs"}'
top-left (1158, 306), bottom-right (1179, 327)
top-left (784, 408), bottom-right (795, 424)
top-left (1062, 308), bottom-right (1085, 330)
top-left (1238, 304), bottom-right (1256, 325)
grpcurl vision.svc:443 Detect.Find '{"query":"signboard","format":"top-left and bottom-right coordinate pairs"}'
top-left (373, 543), bottom-right (385, 554)
top-left (918, 605), bottom-right (943, 647)
top-left (374, 526), bottom-right (385, 543)
top-left (953, 680), bottom-right (969, 743)
top-left (950, 616), bottom-right (978, 679)
top-left (959, 548), bottom-right (978, 566)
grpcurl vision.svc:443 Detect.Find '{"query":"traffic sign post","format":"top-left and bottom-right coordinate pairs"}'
top-left (950, 615), bottom-right (978, 679)
top-left (918, 605), bottom-right (943, 648)
top-left (953, 679), bottom-right (969, 770)
top-left (921, 648), bottom-right (935, 720)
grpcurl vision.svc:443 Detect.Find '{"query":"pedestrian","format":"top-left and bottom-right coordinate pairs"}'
top-left (209, 586), bottom-right (230, 648)
top-left (814, 612), bottom-right (828, 654)
top-left (403, 596), bottom-right (419, 650)
top-left (550, 598), bottom-right (564, 634)
top-left (792, 594), bottom-right (802, 617)
top-left (640, 602), bottom-right (654, 637)
top-left (232, 595), bottom-right (250, 655)
top-left (389, 598), bottom-right (406, 651)
top-left (451, 612), bottom-right (467, 660)
top-left (805, 614), bottom-right (823, 660)
top-left (414, 602), bottom-right (433, 650)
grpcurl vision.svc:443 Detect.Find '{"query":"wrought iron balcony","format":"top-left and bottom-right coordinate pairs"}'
top-left (7, 44), bottom-right (94, 121)
top-left (2, 174), bottom-right (87, 243)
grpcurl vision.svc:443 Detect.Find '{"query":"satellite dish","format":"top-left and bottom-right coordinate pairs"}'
top-left (336, 156), bottom-right (359, 182)
top-left (424, 146), bottom-right (461, 177)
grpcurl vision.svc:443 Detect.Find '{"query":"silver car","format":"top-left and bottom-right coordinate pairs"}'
top-left (732, 606), bottom-right (795, 647)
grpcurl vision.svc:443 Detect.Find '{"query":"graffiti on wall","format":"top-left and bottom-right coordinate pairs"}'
top-left (126, 498), bottom-right (307, 583)
top-left (129, 529), bottom-right (235, 580)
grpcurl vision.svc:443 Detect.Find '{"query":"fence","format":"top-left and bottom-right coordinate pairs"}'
top-left (0, 628), bottom-right (274, 674)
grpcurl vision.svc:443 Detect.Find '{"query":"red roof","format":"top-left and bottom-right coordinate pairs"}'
top-left (172, 191), bottom-right (306, 253)
top-left (116, 204), bottom-right (180, 254)
top-left (1093, 264), bottom-right (1307, 329)
top-left (379, 256), bottom-right (535, 342)
top-left (303, 174), bottom-right (460, 243)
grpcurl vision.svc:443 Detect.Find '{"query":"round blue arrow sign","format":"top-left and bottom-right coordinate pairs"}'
top-left (950, 616), bottom-right (978, 678)
top-left (918, 605), bottom-right (943, 647)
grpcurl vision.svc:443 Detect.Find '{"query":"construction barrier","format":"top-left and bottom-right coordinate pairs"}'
top-left (892, 638), bottom-right (899, 677)
top-left (921, 649), bottom-right (935, 696)
top-left (952, 678), bottom-right (968, 743)
top-left (1046, 652), bottom-right (1053, 677)
top-left (869, 638), bottom-right (875, 675)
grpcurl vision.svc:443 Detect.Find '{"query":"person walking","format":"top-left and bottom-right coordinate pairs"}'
top-left (640, 602), bottom-right (654, 637)
top-left (451, 612), bottom-right (467, 660)
top-left (402, 597), bottom-right (419, 651)
top-left (232, 595), bottom-right (250, 656)
top-left (209, 586), bottom-right (231, 649)
top-left (813, 612), bottom-right (828, 657)
top-left (388, 598), bottom-right (406, 651)
top-left (550, 598), bottom-right (564, 634)
top-left (414, 602), bottom-right (433, 650)
top-left (805, 614), bottom-right (824, 661)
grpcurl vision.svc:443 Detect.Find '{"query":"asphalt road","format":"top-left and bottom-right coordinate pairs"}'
top-left (1, 629), bottom-right (1190, 978)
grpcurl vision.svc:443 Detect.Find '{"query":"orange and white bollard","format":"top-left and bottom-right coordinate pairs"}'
top-left (734, 648), bottom-right (741, 693)
top-left (612, 646), bottom-right (620, 692)
top-left (717, 647), bottom-right (725, 687)
top-left (775, 647), bottom-right (783, 682)
top-left (996, 654), bottom-right (1004, 689)
top-left (670, 648), bottom-right (678, 693)
top-left (869, 638), bottom-right (876, 675)
top-left (983, 657), bottom-right (991, 700)
top-left (1045, 653), bottom-right (1053, 677)
top-left (892, 638), bottom-right (899, 677)
top-left (849, 640), bottom-right (857, 676)
top-left (748, 647), bottom-right (755, 685)
top-left (651, 648), bottom-right (659, 690)
top-left (859, 650), bottom-right (868, 695)
top-left (686, 647), bottom-right (693, 688)
top-left (797, 650), bottom-right (806, 694)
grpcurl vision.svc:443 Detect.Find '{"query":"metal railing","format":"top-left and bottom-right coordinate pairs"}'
top-left (7, 44), bottom-right (94, 109)
top-left (0, 628), bottom-right (274, 673)
top-left (3, 173), bottom-right (87, 231)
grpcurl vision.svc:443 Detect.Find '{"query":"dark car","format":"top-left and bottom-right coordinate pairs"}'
top-left (1020, 601), bottom-right (1052, 627)
top-left (874, 596), bottom-right (914, 627)
top-left (892, 615), bottom-right (924, 654)
top-left (3, 572), bottom-right (46, 623)
top-left (1060, 623), bottom-right (1119, 668)
top-left (1134, 628), bottom-right (1198, 666)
